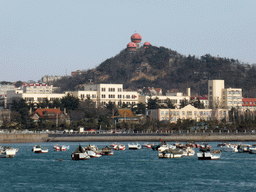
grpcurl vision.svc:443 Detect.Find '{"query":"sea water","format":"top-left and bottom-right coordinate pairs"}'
top-left (1, 142), bottom-right (256, 192)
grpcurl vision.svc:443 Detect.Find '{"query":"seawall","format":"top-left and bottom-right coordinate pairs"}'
top-left (48, 133), bottom-right (256, 142)
top-left (1, 133), bottom-right (256, 143)
top-left (0, 133), bottom-right (48, 143)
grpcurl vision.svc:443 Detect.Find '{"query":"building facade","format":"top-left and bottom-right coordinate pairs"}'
top-left (208, 80), bottom-right (242, 109)
top-left (73, 84), bottom-right (139, 106)
top-left (147, 104), bottom-right (229, 123)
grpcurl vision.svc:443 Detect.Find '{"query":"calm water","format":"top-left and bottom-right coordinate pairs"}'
top-left (1, 142), bottom-right (256, 192)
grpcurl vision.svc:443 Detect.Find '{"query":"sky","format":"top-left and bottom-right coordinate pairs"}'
top-left (0, 0), bottom-right (256, 82)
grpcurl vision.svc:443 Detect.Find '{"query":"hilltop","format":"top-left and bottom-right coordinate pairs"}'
top-left (53, 46), bottom-right (256, 97)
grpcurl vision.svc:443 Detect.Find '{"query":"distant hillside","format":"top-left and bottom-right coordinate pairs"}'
top-left (53, 46), bottom-right (256, 97)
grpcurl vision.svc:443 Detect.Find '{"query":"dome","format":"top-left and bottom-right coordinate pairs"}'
top-left (131, 33), bottom-right (142, 43)
top-left (127, 42), bottom-right (137, 52)
top-left (143, 41), bottom-right (151, 49)
top-left (127, 42), bottom-right (137, 48)
top-left (144, 41), bottom-right (151, 46)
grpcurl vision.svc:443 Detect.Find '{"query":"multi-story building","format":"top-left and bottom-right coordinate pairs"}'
top-left (139, 88), bottom-right (191, 109)
top-left (208, 80), bottom-right (242, 110)
top-left (190, 97), bottom-right (209, 108)
top-left (41, 75), bottom-right (63, 84)
top-left (22, 83), bottom-right (53, 94)
top-left (147, 104), bottom-right (229, 123)
top-left (242, 98), bottom-right (256, 111)
top-left (73, 84), bottom-right (139, 106)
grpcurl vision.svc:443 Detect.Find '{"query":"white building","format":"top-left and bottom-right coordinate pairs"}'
top-left (73, 83), bottom-right (139, 106)
top-left (139, 88), bottom-right (191, 109)
top-left (147, 104), bottom-right (229, 123)
top-left (22, 83), bottom-right (53, 94)
top-left (208, 80), bottom-right (242, 109)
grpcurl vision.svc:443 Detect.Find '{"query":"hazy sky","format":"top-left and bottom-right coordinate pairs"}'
top-left (1, 0), bottom-right (256, 82)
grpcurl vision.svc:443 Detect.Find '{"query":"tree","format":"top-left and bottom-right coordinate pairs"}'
top-left (60, 93), bottom-right (79, 112)
top-left (147, 97), bottom-right (160, 109)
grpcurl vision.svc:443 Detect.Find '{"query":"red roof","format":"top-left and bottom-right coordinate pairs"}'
top-left (242, 98), bottom-right (256, 106)
top-left (127, 42), bottom-right (137, 48)
top-left (131, 33), bottom-right (142, 43)
top-left (144, 41), bottom-right (150, 46)
top-left (33, 108), bottom-right (63, 118)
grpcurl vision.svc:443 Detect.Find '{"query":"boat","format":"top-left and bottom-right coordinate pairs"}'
top-left (221, 144), bottom-right (237, 152)
top-left (182, 147), bottom-right (195, 156)
top-left (71, 145), bottom-right (90, 160)
top-left (101, 146), bottom-right (114, 155)
top-left (53, 145), bottom-right (61, 151)
top-left (249, 147), bottom-right (256, 154)
top-left (118, 144), bottom-right (126, 150)
top-left (128, 143), bottom-right (141, 150)
top-left (32, 145), bottom-right (48, 153)
top-left (0, 146), bottom-right (18, 158)
top-left (87, 150), bottom-right (102, 158)
top-left (197, 150), bottom-right (221, 160)
top-left (158, 142), bottom-right (173, 152)
top-left (142, 143), bottom-right (152, 149)
top-left (237, 144), bottom-right (252, 153)
top-left (151, 142), bottom-right (163, 151)
top-left (158, 148), bottom-right (183, 158)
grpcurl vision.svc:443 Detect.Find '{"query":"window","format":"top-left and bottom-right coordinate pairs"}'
top-left (194, 112), bottom-right (197, 116)
top-left (209, 86), bottom-right (212, 90)
top-left (101, 88), bottom-right (106, 92)
top-left (102, 94), bottom-right (106, 98)
top-left (161, 111), bottom-right (164, 115)
top-left (165, 111), bottom-right (168, 115)
top-left (118, 95), bottom-right (122, 98)
top-left (126, 95), bottom-right (130, 99)
top-left (92, 94), bottom-right (96, 98)
top-left (187, 111), bottom-right (192, 116)
top-left (176, 112), bottom-right (179, 115)
top-left (118, 88), bottom-right (122, 92)
top-left (182, 111), bottom-right (185, 115)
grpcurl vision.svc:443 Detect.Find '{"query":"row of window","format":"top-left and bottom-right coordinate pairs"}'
top-left (160, 111), bottom-right (227, 116)
top-left (225, 96), bottom-right (242, 100)
top-left (101, 88), bottom-right (122, 92)
top-left (80, 94), bottom-right (96, 99)
top-left (101, 94), bottom-right (136, 99)
top-left (226, 91), bottom-right (242, 95)
top-left (227, 101), bottom-right (242, 105)
top-left (243, 101), bottom-right (256, 105)
top-left (101, 101), bottom-right (136, 105)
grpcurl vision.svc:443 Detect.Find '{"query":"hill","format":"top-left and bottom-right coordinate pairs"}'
top-left (53, 46), bottom-right (256, 97)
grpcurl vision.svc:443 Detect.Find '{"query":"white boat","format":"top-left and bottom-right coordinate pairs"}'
top-left (221, 144), bottom-right (237, 152)
top-left (142, 143), bottom-right (152, 149)
top-left (32, 145), bottom-right (48, 153)
top-left (0, 146), bottom-right (18, 158)
top-left (158, 143), bottom-right (174, 152)
top-left (249, 147), bottom-right (256, 154)
top-left (128, 143), bottom-right (141, 150)
top-left (118, 144), bottom-right (126, 150)
top-left (72, 145), bottom-right (90, 160)
top-left (197, 151), bottom-right (221, 160)
top-left (182, 147), bottom-right (195, 156)
top-left (158, 148), bottom-right (183, 158)
top-left (237, 144), bottom-right (251, 153)
top-left (87, 150), bottom-right (102, 158)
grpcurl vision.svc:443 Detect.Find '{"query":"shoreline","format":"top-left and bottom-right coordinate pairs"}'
top-left (1, 133), bottom-right (256, 143)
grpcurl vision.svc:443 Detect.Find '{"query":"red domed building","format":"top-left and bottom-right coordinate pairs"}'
top-left (127, 42), bottom-right (137, 52)
top-left (143, 41), bottom-right (151, 49)
top-left (131, 33), bottom-right (142, 43)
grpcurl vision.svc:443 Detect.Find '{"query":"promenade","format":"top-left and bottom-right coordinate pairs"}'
top-left (1, 132), bottom-right (256, 143)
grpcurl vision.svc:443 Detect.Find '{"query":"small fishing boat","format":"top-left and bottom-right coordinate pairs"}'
top-left (0, 146), bottom-right (18, 158)
top-left (118, 144), bottom-right (126, 151)
top-left (249, 147), bottom-right (256, 154)
top-left (158, 148), bottom-right (183, 158)
top-left (128, 143), bottom-right (141, 150)
top-left (197, 150), bottom-right (221, 160)
top-left (142, 143), bottom-right (152, 149)
top-left (101, 146), bottom-right (114, 155)
top-left (71, 145), bottom-right (90, 160)
top-left (32, 145), bottom-right (48, 153)
top-left (182, 147), bottom-right (195, 156)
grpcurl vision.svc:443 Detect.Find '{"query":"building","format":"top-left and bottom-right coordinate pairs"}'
top-left (147, 104), bottom-right (229, 123)
top-left (208, 80), bottom-right (242, 109)
top-left (190, 97), bottom-right (209, 109)
top-left (242, 98), bottom-right (256, 111)
top-left (139, 88), bottom-right (191, 109)
top-left (114, 108), bottom-right (139, 123)
top-left (22, 83), bottom-right (53, 94)
top-left (73, 83), bottom-right (139, 107)
top-left (31, 108), bottom-right (70, 124)
top-left (41, 75), bottom-right (63, 84)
